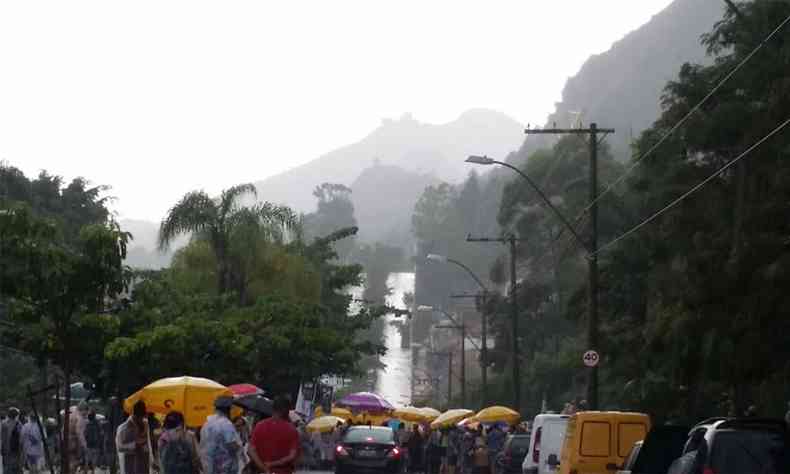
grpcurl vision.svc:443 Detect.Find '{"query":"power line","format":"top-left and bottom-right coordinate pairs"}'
top-left (574, 11), bottom-right (790, 223)
top-left (591, 116), bottom-right (790, 257)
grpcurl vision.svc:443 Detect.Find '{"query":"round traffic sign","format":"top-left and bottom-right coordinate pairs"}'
top-left (583, 350), bottom-right (599, 367)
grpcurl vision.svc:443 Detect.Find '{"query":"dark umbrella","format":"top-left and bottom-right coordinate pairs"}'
top-left (234, 395), bottom-right (273, 416)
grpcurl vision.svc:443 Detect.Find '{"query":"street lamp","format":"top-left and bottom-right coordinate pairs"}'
top-left (424, 255), bottom-right (491, 407)
top-left (465, 156), bottom-right (587, 248)
top-left (425, 253), bottom-right (488, 299)
top-left (466, 153), bottom-right (600, 409)
top-left (419, 305), bottom-right (478, 408)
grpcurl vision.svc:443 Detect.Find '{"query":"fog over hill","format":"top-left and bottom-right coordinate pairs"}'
top-left (521, 0), bottom-right (725, 161)
top-left (122, 109), bottom-right (523, 266)
top-left (252, 109), bottom-right (525, 213)
top-left (123, 0), bottom-right (727, 268)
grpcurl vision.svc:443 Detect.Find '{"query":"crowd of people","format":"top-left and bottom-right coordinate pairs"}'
top-left (419, 422), bottom-right (526, 474)
top-left (2, 397), bottom-right (536, 474)
top-left (0, 394), bottom-right (302, 474)
top-left (292, 414), bottom-right (526, 474)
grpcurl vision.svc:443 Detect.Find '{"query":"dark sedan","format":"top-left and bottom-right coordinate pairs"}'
top-left (496, 434), bottom-right (531, 474)
top-left (335, 426), bottom-right (403, 474)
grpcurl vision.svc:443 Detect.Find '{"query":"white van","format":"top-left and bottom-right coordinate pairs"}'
top-left (522, 414), bottom-right (569, 474)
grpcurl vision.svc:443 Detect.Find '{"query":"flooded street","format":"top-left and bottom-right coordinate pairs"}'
top-left (375, 272), bottom-right (414, 407)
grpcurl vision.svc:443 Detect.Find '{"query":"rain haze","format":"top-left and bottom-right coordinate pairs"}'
top-left (1, 0), bottom-right (674, 221)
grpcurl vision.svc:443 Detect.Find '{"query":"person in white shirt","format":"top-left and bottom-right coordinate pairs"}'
top-left (116, 401), bottom-right (154, 474)
top-left (20, 415), bottom-right (45, 474)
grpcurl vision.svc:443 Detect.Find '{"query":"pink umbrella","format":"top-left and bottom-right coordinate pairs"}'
top-left (228, 384), bottom-right (265, 397)
top-left (335, 392), bottom-right (394, 414)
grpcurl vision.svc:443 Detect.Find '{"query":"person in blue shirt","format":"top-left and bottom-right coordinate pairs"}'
top-left (485, 424), bottom-right (506, 469)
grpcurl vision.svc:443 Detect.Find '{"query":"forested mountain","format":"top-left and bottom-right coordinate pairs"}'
top-left (350, 163), bottom-right (439, 245)
top-left (412, 0), bottom-right (790, 419)
top-left (124, 0), bottom-right (726, 270)
top-left (122, 109), bottom-right (523, 267)
top-left (527, 0), bottom-right (725, 160)
top-left (251, 109), bottom-right (524, 214)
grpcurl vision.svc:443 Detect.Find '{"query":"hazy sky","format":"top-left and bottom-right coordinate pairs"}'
top-left (0, 0), bottom-right (674, 221)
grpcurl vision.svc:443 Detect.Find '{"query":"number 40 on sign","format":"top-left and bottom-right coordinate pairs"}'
top-left (583, 350), bottom-right (599, 367)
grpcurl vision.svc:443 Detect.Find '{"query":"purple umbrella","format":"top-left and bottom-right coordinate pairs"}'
top-left (335, 392), bottom-right (394, 414)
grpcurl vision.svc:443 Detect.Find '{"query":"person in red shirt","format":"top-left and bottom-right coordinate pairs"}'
top-left (248, 396), bottom-right (300, 474)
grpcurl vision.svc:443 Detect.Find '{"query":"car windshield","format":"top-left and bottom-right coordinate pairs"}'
top-left (344, 428), bottom-right (394, 444)
top-left (711, 430), bottom-right (790, 474)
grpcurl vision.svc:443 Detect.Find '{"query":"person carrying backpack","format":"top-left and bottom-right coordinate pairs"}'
top-left (84, 411), bottom-right (102, 474)
top-left (1, 408), bottom-right (23, 474)
top-left (159, 411), bottom-right (202, 474)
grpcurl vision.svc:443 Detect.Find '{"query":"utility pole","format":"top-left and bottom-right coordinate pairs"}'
top-left (467, 234), bottom-right (526, 411)
top-left (524, 122), bottom-right (613, 410)
top-left (437, 317), bottom-right (466, 407)
top-left (447, 351), bottom-right (453, 406)
top-left (481, 305), bottom-right (487, 406)
top-left (509, 236), bottom-right (519, 410)
top-left (588, 123), bottom-right (600, 410)
top-left (451, 293), bottom-right (489, 407)
top-left (429, 351), bottom-right (454, 407)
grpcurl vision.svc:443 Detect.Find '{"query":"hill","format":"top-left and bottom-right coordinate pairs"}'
top-left (252, 109), bottom-right (524, 213)
top-left (350, 163), bottom-right (439, 245)
top-left (521, 0), bottom-right (725, 161)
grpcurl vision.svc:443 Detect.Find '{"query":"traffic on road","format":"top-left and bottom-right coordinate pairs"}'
top-left (3, 382), bottom-right (789, 474)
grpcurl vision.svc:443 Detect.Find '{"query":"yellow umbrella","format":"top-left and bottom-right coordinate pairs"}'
top-left (307, 416), bottom-right (346, 433)
top-left (430, 409), bottom-right (475, 429)
top-left (124, 376), bottom-right (235, 428)
top-left (393, 407), bottom-right (427, 423)
top-left (314, 406), bottom-right (353, 420)
top-left (476, 406), bottom-right (520, 425)
top-left (352, 412), bottom-right (390, 426)
top-left (420, 407), bottom-right (442, 422)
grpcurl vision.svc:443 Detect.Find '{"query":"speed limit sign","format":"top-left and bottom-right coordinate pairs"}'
top-left (583, 350), bottom-right (600, 367)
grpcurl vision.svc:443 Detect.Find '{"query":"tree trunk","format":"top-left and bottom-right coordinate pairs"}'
top-left (684, 332), bottom-right (704, 422)
top-left (61, 363), bottom-right (71, 474)
top-left (731, 161), bottom-right (746, 257)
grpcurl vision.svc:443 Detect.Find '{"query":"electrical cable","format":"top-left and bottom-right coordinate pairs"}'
top-left (573, 11), bottom-right (790, 226)
top-left (591, 116), bottom-right (790, 257)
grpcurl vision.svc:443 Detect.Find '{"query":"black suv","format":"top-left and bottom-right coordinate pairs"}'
top-left (618, 425), bottom-right (690, 474)
top-left (668, 418), bottom-right (790, 474)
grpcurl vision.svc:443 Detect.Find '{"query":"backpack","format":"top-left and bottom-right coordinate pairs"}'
top-left (162, 437), bottom-right (195, 474)
top-left (9, 421), bottom-right (22, 454)
top-left (85, 421), bottom-right (101, 449)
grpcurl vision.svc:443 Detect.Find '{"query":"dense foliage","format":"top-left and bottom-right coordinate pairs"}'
top-left (413, 1), bottom-right (790, 420)
top-left (0, 172), bottom-right (387, 412)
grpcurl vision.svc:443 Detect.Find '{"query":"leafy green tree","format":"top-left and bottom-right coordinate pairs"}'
top-left (303, 183), bottom-right (358, 262)
top-left (107, 226), bottom-right (385, 396)
top-left (158, 184), bottom-right (297, 302)
top-left (0, 205), bottom-right (130, 474)
top-left (596, 0), bottom-right (790, 420)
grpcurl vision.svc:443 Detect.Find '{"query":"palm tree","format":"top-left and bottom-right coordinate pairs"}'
top-left (158, 183), bottom-right (297, 297)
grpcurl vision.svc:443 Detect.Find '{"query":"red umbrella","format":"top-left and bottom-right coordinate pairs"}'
top-left (228, 384), bottom-right (265, 397)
